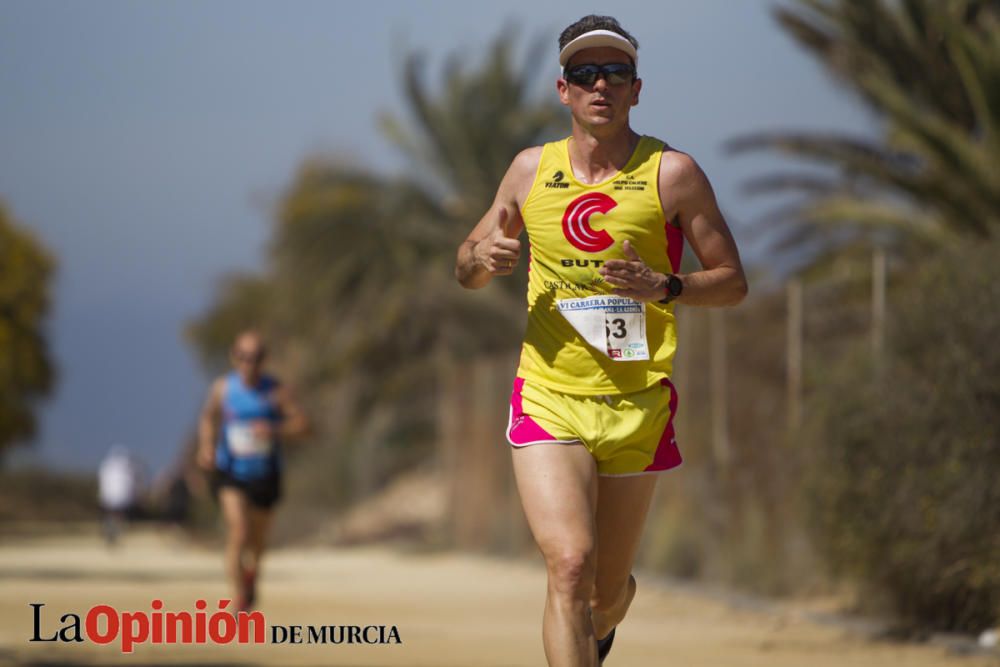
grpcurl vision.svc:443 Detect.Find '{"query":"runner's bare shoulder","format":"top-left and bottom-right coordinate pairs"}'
top-left (657, 146), bottom-right (712, 223)
top-left (210, 376), bottom-right (229, 403)
top-left (660, 146), bottom-right (708, 190)
top-left (507, 146), bottom-right (545, 205)
top-left (513, 145), bottom-right (544, 164)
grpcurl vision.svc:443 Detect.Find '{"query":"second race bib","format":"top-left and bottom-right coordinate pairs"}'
top-left (226, 422), bottom-right (274, 457)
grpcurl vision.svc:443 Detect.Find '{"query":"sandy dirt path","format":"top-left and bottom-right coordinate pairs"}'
top-left (0, 527), bottom-right (995, 666)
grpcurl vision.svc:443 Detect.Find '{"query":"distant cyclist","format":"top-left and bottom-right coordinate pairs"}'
top-left (197, 330), bottom-right (308, 611)
top-left (456, 15), bottom-right (747, 665)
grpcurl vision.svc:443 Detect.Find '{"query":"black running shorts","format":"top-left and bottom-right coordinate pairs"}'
top-left (213, 470), bottom-right (282, 510)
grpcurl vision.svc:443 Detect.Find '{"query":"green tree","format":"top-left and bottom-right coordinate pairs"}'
top-left (804, 236), bottom-right (1000, 633)
top-left (0, 199), bottom-right (56, 461)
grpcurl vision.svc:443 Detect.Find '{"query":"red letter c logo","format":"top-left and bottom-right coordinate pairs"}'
top-left (562, 193), bottom-right (616, 252)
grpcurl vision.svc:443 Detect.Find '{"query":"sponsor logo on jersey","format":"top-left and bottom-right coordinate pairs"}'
top-left (613, 174), bottom-right (649, 191)
top-left (562, 193), bottom-right (616, 252)
top-left (560, 259), bottom-right (605, 267)
top-left (545, 170), bottom-right (569, 189)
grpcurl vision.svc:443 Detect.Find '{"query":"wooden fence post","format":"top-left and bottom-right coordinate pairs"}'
top-left (787, 278), bottom-right (803, 432)
top-left (710, 309), bottom-right (730, 467)
top-left (872, 247), bottom-right (887, 376)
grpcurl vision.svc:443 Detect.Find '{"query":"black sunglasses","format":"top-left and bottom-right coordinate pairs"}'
top-left (564, 63), bottom-right (636, 86)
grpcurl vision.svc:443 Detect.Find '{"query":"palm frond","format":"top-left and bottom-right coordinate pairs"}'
top-left (733, 0), bottom-right (1000, 271)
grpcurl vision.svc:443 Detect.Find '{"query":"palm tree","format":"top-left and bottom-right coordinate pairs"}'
top-left (730, 0), bottom-right (1000, 266)
top-left (188, 29), bottom-right (568, 500)
top-left (266, 30), bottom-right (566, 388)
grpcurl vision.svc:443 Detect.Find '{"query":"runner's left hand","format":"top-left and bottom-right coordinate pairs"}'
top-left (599, 240), bottom-right (668, 302)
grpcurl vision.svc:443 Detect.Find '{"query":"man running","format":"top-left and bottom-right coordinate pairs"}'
top-left (196, 330), bottom-right (308, 611)
top-left (455, 15), bottom-right (747, 666)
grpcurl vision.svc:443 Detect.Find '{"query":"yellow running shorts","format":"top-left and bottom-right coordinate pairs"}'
top-left (506, 377), bottom-right (682, 476)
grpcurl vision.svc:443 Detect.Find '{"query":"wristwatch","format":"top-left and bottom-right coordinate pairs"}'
top-left (658, 274), bottom-right (683, 304)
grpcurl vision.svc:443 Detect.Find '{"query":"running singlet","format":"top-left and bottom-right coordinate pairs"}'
top-left (215, 372), bottom-right (282, 481)
top-left (516, 136), bottom-right (683, 395)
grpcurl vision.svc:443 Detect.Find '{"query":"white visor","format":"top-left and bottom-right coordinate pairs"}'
top-left (559, 29), bottom-right (638, 68)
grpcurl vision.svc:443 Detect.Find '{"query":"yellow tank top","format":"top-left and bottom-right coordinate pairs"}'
top-left (516, 135), bottom-right (683, 395)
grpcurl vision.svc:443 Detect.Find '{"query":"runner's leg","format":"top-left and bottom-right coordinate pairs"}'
top-left (218, 487), bottom-right (251, 603)
top-left (590, 474), bottom-right (658, 639)
top-left (246, 507), bottom-right (273, 569)
top-left (244, 506), bottom-right (274, 604)
top-left (513, 443), bottom-right (599, 667)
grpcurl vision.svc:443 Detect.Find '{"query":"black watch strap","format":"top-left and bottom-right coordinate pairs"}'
top-left (658, 274), bottom-right (683, 304)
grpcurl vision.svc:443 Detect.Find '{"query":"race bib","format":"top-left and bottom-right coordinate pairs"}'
top-left (556, 295), bottom-right (650, 361)
top-left (226, 422), bottom-right (273, 457)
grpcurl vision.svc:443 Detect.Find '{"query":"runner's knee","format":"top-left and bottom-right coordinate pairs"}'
top-left (545, 547), bottom-right (596, 598)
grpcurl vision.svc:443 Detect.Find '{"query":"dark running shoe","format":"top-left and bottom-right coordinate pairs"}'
top-left (597, 627), bottom-right (616, 664)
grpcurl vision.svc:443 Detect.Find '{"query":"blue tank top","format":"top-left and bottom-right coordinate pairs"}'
top-left (215, 372), bottom-right (282, 480)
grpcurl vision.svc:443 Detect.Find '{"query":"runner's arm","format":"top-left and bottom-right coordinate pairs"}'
top-left (664, 152), bottom-right (747, 306)
top-left (455, 148), bottom-right (539, 289)
top-left (274, 384), bottom-right (309, 441)
top-left (196, 378), bottom-right (224, 470)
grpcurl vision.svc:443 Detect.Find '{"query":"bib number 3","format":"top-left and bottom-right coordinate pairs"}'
top-left (607, 318), bottom-right (627, 340)
top-left (557, 296), bottom-right (650, 361)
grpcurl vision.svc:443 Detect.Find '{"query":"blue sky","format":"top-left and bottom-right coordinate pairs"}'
top-left (0, 1), bottom-right (874, 475)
